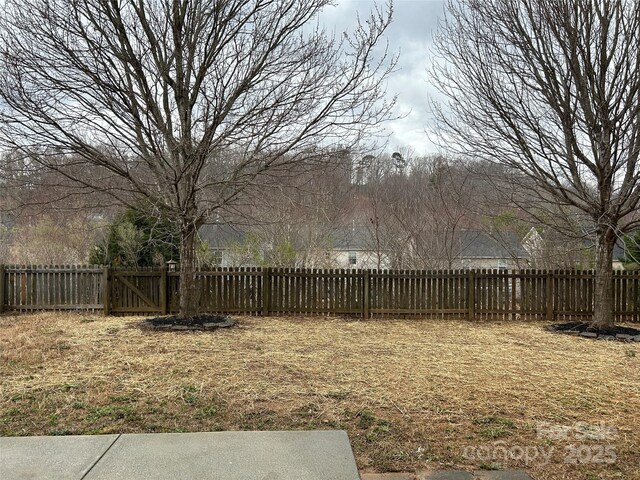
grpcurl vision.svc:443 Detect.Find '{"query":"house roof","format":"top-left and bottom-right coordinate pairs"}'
top-left (613, 239), bottom-right (626, 260)
top-left (329, 226), bottom-right (374, 250)
top-left (198, 224), bottom-right (245, 249)
top-left (458, 230), bottom-right (529, 259)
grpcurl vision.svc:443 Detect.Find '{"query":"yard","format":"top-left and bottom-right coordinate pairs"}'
top-left (0, 313), bottom-right (638, 480)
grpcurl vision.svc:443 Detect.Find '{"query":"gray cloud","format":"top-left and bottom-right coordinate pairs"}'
top-left (321, 0), bottom-right (446, 154)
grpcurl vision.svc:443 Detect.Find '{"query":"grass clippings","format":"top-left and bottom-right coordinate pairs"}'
top-left (1, 313), bottom-right (638, 480)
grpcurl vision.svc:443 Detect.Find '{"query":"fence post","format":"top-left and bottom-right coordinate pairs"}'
top-left (635, 272), bottom-right (640, 322)
top-left (102, 267), bottom-right (110, 316)
top-left (546, 271), bottom-right (554, 321)
top-left (20, 267), bottom-right (26, 306)
top-left (467, 270), bottom-right (475, 321)
top-left (160, 266), bottom-right (167, 315)
top-left (262, 267), bottom-right (271, 317)
top-left (362, 270), bottom-right (370, 319)
top-left (0, 264), bottom-right (5, 314)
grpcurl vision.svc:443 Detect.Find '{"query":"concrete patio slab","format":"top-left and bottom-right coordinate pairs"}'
top-left (84, 430), bottom-right (359, 480)
top-left (0, 434), bottom-right (119, 480)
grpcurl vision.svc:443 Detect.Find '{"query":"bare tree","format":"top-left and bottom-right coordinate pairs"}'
top-left (432, 0), bottom-right (640, 328)
top-left (231, 149), bottom-right (355, 267)
top-left (0, 225), bottom-right (9, 263)
top-left (0, 0), bottom-right (396, 317)
top-left (357, 153), bottom-right (400, 268)
top-left (402, 156), bottom-right (479, 268)
top-left (7, 215), bottom-right (98, 264)
top-left (358, 154), bottom-right (480, 269)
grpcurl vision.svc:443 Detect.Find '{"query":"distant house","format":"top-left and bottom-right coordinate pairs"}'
top-left (197, 224), bottom-right (530, 271)
top-left (327, 227), bottom-right (530, 271)
top-left (198, 224), bottom-right (246, 267)
top-left (199, 224), bottom-right (388, 269)
top-left (455, 230), bottom-right (529, 270)
top-left (522, 227), bottom-right (629, 270)
top-left (325, 226), bottom-right (388, 270)
top-left (612, 241), bottom-right (626, 270)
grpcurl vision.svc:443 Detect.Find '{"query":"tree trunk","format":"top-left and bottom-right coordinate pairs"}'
top-left (591, 228), bottom-right (616, 330)
top-left (178, 218), bottom-right (199, 319)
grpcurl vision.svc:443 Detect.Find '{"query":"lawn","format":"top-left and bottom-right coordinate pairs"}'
top-left (1, 313), bottom-right (638, 480)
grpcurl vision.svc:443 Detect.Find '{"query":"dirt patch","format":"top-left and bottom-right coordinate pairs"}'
top-left (547, 321), bottom-right (640, 341)
top-left (140, 314), bottom-right (234, 331)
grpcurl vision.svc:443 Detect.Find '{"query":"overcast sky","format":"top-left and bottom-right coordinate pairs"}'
top-left (321, 0), bottom-right (447, 155)
top-left (0, 1), bottom-right (446, 156)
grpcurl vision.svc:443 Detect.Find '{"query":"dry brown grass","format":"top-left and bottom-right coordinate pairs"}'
top-left (0, 312), bottom-right (638, 480)
top-left (0, 313), bottom-right (71, 365)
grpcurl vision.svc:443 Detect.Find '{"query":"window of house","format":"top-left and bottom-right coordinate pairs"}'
top-left (348, 251), bottom-right (357, 265)
top-left (497, 258), bottom-right (508, 270)
top-left (211, 249), bottom-right (223, 266)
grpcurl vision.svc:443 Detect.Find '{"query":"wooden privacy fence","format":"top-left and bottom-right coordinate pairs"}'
top-left (0, 265), bottom-right (639, 321)
top-left (0, 265), bottom-right (104, 312)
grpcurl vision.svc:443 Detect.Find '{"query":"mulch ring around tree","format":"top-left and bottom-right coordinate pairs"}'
top-left (546, 321), bottom-right (640, 342)
top-left (141, 314), bottom-right (234, 332)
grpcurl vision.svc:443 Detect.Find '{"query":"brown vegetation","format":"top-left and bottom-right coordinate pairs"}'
top-left (1, 313), bottom-right (638, 479)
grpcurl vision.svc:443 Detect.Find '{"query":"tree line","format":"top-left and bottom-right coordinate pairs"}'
top-left (2, 150), bottom-right (638, 271)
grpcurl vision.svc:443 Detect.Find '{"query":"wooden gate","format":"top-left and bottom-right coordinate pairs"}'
top-left (109, 270), bottom-right (163, 314)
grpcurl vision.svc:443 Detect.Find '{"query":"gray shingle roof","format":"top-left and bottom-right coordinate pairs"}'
top-left (458, 231), bottom-right (529, 259)
top-left (198, 224), bottom-right (245, 249)
top-left (612, 239), bottom-right (625, 260)
top-left (329, 227), bottom-right (374, 250)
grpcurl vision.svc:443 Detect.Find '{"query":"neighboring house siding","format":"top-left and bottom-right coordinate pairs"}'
top-left (331, 249), bottom-right (389, 270)
top-left (326, 227), bottom-right (389, 269)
